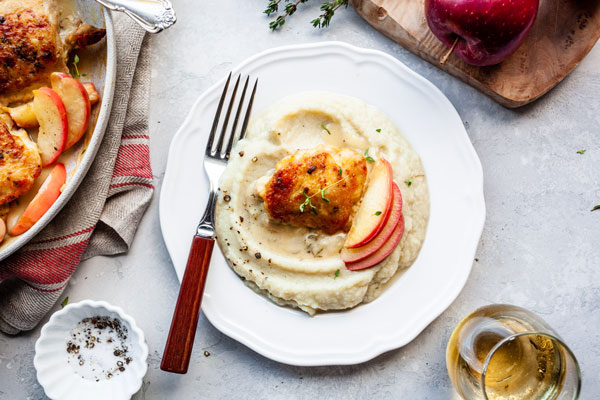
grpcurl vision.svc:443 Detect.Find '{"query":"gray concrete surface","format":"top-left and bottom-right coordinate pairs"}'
top-left (1, 1), bottom-right (599, 398)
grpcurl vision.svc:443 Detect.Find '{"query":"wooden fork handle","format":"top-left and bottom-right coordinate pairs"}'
top-left (161, 235), bottom-right (214, 374)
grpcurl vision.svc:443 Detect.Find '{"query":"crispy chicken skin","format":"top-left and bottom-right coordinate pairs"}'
top-left (64, 23), bottom-right (107, 51)
top-left (258, 146), bottom-right (368, 234)
top-left (0, 0), bottom-right (106, 100)
top-left (0, 120), bottom-right (41, 205)
top-left (0, 1), bottom-right (60, 93)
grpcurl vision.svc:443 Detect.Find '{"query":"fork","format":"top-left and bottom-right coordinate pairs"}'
top-left (160, 73), bottom-right (258, 374)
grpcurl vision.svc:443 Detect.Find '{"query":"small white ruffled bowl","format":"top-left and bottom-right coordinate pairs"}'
top-left (34, 300), bottom-right (148, 400)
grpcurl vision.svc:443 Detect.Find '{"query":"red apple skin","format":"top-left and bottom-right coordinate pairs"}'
top-left (424, 0), bottom-right (539, 66)
top-left (341, 183), bottom-right (403, 264)
top-left (8, 163), bottom-right (66, 236)
top-left (346, 213), bottom-right (405, 271)
top-left (33, 87), bottom-right (68, 167)
top-left (345, 159), bottom-right (394, 249)
top-left (51, 72), bottom-right (91, 150)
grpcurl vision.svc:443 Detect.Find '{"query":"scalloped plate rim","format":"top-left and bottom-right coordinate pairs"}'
top-left (159, 41), bottom-right (485, 366)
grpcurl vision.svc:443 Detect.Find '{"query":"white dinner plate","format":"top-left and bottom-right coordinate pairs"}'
top-left (159, 42), bottom-right (485, 366)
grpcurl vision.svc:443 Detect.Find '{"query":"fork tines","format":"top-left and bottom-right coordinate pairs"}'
top-left (206, 72), bottom-right (258, 160)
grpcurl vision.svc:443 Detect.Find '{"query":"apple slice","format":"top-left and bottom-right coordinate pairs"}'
top-left (344, 158), bottom-right (393, 248)
top-left (3, 102), bottom-right (39, 128)
top-left (8, 163), bottom-right (66, 236)
top-left (346, 213), bottom-right (405, 271)
top-left (51, 72), bottom-right (91, 150)
top-left (33, 88), bottom-right (68, 166)
top-left (341, 183), bottom-right (403, 263)
top-left (83, 82), bottom-right (100, 105)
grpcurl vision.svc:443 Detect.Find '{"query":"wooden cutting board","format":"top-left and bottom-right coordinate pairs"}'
top-left (350, 0), bottom-right (600, 108)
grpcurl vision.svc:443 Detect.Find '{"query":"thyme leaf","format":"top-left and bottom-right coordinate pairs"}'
top-left (61, 296), bottom-right (69, 308)
top-left (338, 167), bottom-right (342, 176)
top-left (71, 55), bottom-right (88, 79)
top-left (334, 268), bottom-right (340, 279)
top-left (264, 0), bottom-right (281, 15)
top-left (376, 128), bottom-right (381, 133)
top-left (404, 175), bottom-right (424, 187)
top-left (320, 189), bottom-right (330, 203)
top-left (363, 148), bottom-right (375, 163)
top-left (592, 205), bottom-right (600, 212)
top-left (577, 149), bottom-right (586, 155)
top-left (373, 211), bottom-right (382, 216)
top-left (321, 124), bottom-right (332, 135)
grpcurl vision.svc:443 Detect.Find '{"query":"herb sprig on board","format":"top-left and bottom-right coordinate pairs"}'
top-left (265, 0), bottom-right (349, 31)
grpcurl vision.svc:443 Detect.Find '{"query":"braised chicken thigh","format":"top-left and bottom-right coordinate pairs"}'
top-left (0, 0), bottom-right (105, 104)
top-left (0, 119), bottom-right (41, 205)
top-left (257, 145), bottom-right (368, 234)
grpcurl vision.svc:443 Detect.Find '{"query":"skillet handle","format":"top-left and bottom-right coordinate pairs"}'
top-left (160, 235), bottom-right (214, 374)
top-left (94, 0), bottom-right (176, 33)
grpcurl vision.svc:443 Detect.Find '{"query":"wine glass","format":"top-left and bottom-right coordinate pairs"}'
top-left (446, 304), bottom-right (581, 400)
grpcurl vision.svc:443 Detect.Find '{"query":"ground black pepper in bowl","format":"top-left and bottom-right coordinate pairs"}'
top-left (66, 316), bottom-right (133, 381)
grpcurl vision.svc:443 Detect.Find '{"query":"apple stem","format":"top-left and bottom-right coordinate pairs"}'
top-left (440, 37), bottom-right (459, 66)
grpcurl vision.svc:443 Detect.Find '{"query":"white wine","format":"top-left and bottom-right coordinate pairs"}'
top-left (447, 305), bottom-right (568, 400)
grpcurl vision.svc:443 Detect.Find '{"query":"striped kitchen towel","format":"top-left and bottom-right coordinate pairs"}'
top-left (0, 15), bottom-right (153, 334)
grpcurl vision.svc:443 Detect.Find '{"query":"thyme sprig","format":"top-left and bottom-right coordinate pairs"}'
top-left (311, 0), bottom-right (349, 28)
top-left (299, 173), bottom-right (346, 214)
top-left (268, 0), bottom-right (308, 30)
top-left (300, 190), bottom-right (318, 215)
top-left (265, 0), bottom-right (348, 30)
top-left (71, 55), bottom-right (88, 80)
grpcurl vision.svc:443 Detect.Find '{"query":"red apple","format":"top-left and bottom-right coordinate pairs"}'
top-left (344, 158), bottom-right (393, 249)
top-left (346, 213), bottom-right (405, 271)
top-left (424, 0), bottom-right (539, 66)
top-left (51, 72), bottom-right (91, 150)
top-left (33, 88), bottom-right (68, 166)
top-left (3, 102), bottom-right (38, 128)
top-left (82, 82), bottom-right (100, 105)
top-left (7, 163), bottom-right (66, 236)
top-left (341, 183), bottom-right (403, 263)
